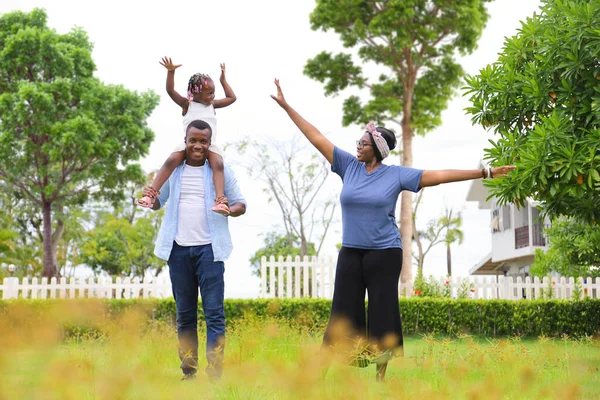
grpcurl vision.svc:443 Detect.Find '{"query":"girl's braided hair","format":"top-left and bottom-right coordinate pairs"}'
top-left (187, 73), bottom-right (212, 102)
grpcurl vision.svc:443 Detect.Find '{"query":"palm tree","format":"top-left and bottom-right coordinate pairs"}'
top-left (439, 208), bottom-right (464, 277)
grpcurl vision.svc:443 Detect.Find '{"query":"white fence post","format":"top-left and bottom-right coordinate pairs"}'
top-left (294, 256), bottom-right (301, 298)
top-left (310, 256), bottom-right (317, 298)
top-left (1, 277), bottom-right (19, 299)
top-left (260, 256), bottom-right (267, 298)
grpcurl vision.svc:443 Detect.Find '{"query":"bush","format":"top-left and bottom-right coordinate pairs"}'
top-left (0, 298), bottom-right (599, 338)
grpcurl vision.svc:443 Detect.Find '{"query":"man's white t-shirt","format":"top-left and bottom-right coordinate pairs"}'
top-left (175, 163), bottom-right (211, 246)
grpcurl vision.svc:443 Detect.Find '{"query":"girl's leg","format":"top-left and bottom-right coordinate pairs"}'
top-left (323, 247), bottom-right (368, 366)
top-left (363, 248), bottom-right (403, 381)
top-left (207, 151), bottom-right (229, 215)
top-left (138, 151), bottom-right (185, 208)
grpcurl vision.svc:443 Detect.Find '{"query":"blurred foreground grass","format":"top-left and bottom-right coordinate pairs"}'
top-left (0, 301), bottom-right (599, 399)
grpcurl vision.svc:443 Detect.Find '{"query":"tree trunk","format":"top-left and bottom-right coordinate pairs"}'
top-left (128, 190), bottom-right (137, 224)
top-left (446, 244), bottom-right (452, 277)
top-left (42, 201), bottom-right (57, 277)
top-left (412, 215), bottom-right (424, 279)
top-left (400, 116), bottom-right (414, 284)
top-left (51, 216), bottom-right (66, 278)
top-left (400, 69), bottom-right (416, 284)
top-left (300, 233), bottom-right (308, 257)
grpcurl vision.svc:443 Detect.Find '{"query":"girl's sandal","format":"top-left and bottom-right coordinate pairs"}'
top-left (211, 196), bottom-right (230, 215)
top-left (137, 194), bottom-right (155, 208)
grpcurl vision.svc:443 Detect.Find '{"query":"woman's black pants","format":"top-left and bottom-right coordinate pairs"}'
top-left (323, 246), bottom-right (404, 358)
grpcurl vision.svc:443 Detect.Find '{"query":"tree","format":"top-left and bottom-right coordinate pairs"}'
top-left (412, 189), bottom-right (444, 277)
top-left (76, 211), bottom-right (164, 278)
top-left (530, 217), bottom-right (600, 278)
top-left (0, 9), bottom-right (159, 277)
top-left (249, 232), bottom-right (317, 296)
top-left (464, 0), bottom-right (600, 223)
top-left (412, 192), bottom-right (463, 277)
top-left (0, 229), bottom-right (17, 264)
top-left (230, 137), bottom-right (336, 257)
top-left (304, 0), bottom-right (493, 283)
top-left (438, 207), bottom-right (463, 276)
top-left (249, 232), bottom-right (317, 277)
top-left (0, 180), bottom-right (43, 275)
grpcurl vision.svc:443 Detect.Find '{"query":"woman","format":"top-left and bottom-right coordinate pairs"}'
top-left (270, 79), bottom-right (514, 381)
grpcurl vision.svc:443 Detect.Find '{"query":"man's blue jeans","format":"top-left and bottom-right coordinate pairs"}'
top-left (168, 242), bottom-right (225, 379)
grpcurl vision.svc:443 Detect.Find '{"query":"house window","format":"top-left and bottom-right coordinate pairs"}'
top-left (531, 207), bottom-right (546, 246)
top-left (502, 205), bottom-right (511, 230)
top-left (514, 205), bottom-right (530, 249)
top-left (491, 208), bottom-right (500, 233)
top-left (515, 205), bottom-right (529, 228)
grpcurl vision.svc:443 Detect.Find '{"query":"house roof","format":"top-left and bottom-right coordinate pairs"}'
top-left (469, 253), bottom-right (507, 275)
top-left (470, 253), bottom-right (539, 275)
top-left (466, 178), bottom-right (493, 209)
top-left (465, 160), bottom-right (539, 209)
top-left (465, 161), bottom-right (493, 209)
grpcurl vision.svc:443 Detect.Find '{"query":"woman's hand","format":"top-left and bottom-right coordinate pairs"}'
top-left (270, 78), bottom-right (288, 108)
top-left (159, 56), bottom-right (182, 71)
top-left (490, 165), bottom-right (516, 178)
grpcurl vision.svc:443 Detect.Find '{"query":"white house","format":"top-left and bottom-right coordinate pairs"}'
top-left (465, 167), bottom-right (550, 277)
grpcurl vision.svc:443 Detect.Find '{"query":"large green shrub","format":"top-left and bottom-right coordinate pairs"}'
top-left (1, 298), bottom-right (599, 338)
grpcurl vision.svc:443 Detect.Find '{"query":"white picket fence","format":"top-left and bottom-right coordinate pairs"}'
top-left (2, 258), bottom-right (599, 301)
top-left (260, 256), bottom-right (600, 300)
top-left (0, 276), bottom-right (172, 300)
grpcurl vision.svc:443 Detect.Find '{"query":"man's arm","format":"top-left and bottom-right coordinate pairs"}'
top-left (223, 165), bottom-right (246, 216)
top-left (143, 179), bottom-right (171, 210)
top-left (228, 202), bottom-right (246, 217)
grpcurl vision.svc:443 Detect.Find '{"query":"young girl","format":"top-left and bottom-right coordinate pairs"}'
top-left (138, 57), bottom-right (236, 214)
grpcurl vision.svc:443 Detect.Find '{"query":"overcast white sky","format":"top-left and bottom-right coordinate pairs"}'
top-left (6, 0), bottom-right (542, 297)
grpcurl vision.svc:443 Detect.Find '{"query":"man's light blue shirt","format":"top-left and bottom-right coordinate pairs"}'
top-left (153, 161), bottom-right (246, 262)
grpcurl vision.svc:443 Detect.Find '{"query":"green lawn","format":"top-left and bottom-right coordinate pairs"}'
top-left (1, 307), bottom-right (599, 399)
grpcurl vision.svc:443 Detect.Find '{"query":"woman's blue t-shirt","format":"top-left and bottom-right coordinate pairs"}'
top-left (332, 146), bottom-right (424, 249)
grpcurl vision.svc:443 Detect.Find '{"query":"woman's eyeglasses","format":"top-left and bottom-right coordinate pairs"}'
top-left (356, 140), bottom-right (373, 149)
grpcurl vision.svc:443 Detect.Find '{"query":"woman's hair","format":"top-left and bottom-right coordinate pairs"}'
top-left (187, 73), bottom-right (212, 101)
top-left (369, 126), bottom-right (397, 161)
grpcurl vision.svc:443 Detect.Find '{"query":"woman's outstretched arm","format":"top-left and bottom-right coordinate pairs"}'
top-left (418, 166), bottom-right (516, 189)
top-left (271, 79), bottom-right (334, 165)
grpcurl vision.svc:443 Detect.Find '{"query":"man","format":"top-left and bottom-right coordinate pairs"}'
top-left (147, 119), bottom-right (246, 380)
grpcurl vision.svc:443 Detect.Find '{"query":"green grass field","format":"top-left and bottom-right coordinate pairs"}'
top-left (1, 304), bottom-right (599, 399)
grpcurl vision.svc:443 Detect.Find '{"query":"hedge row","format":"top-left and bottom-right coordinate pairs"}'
top-left (1, 298), bottom-right (599, 338)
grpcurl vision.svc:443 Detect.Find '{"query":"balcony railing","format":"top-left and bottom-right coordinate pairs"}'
top-left (515, 223), bottom-right (546, 249)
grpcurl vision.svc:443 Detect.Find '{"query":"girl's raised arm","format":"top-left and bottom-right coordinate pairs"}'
top-left (160, 56), bottom-right (188, 111)
top-left (213, 63), bottom-right (237, 109)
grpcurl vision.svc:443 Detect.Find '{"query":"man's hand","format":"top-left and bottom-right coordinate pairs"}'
top-left (143, 186), bottom-right (159, 198)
